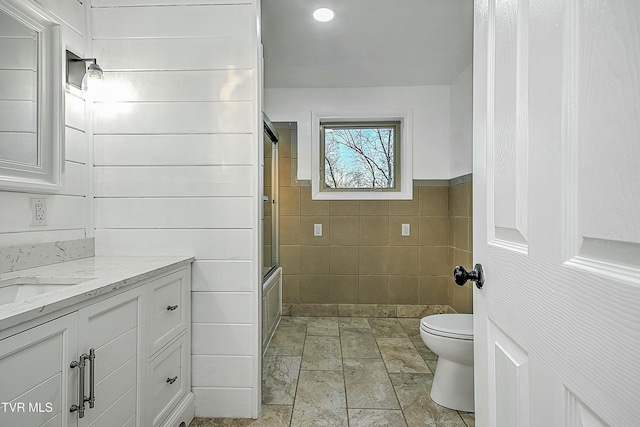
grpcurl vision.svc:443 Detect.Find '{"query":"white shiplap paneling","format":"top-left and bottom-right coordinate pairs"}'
top-left (95, 198), bottom-right (253, 228)
top-left (91, 0), bottom-right (261, 418)
top-left (191, 260), bottom-right (254, 292)
top-left (191, 324), bottom-right (254, 355)
top-left (191, 292), bottom-right (254, 324)
top-left (34, 0), bottom-right (85, 36)
top-left (0, 193), bottom-right (86, 233)
top-left (92, 5), bottom-right (252, 39)
top-left (0, 39), bottom-right (36, 69)
top-left (93, 37), bottom-right (252, 71)
top-left (93, 0), bottom-right (250, 6)
top-left (60, 161), bottom-right (87, 197)
top-left (65, 92), bottom-right (85, 131)
top-left (94, 166), bottom-right (253, 197)
top-left (94, 134), bottom-right (253, 166)
top-left (65, 127), bottom-right (86, 165)
top-left (0, 100), bottom-right (36, 132)
top-left (191, 355), bottom-right (253, 388)
top-left (94, 102), bottom-right (252, 134)
top-left (95, 229), bottom-right (253, 259)
top-left (94, 70), bottom-right (253, 102)
top-left (192, 388), bottom-right (252, 419)
top-left (0, 70), bottom-right (36, 100)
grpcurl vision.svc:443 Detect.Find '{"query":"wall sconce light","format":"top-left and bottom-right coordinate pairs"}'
top-left (66, 50), bottom-right (104, 92)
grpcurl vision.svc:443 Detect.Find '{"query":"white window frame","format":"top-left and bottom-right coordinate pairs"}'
top-left (311, 108), bottom-right (413, 200)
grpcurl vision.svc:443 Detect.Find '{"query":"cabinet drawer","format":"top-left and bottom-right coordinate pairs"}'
top-left (147, 269), bottom-right (189, 356)
top-left (147, 333), bottom-right (188, 427)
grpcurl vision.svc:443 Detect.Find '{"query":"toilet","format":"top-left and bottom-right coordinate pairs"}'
top-left (420, 313), bottom-right (474, 412)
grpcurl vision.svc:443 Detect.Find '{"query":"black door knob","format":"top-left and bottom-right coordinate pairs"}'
top-left (453, 264), bottom-right (485, 289)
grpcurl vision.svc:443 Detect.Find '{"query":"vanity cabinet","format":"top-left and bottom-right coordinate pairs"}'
top-left (0, 264), bottom-right (192, 427)
top-left (0, 313), bottom-right (77, 427)
top-left (145, 268), bottom-right (191, 427)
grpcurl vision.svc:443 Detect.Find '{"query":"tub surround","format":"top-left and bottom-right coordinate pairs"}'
top-left (0, 255), bottom-right (194, 331)
top-left (0, 237), bottom-right (95, 274)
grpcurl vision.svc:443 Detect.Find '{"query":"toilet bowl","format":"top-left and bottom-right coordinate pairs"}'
top-left (420, 313), bottom-right (474, 412)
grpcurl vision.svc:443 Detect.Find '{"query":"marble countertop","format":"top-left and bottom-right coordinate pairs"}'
top-left (0, 256), bottom-right (194, 332)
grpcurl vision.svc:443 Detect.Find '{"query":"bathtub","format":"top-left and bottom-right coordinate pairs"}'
top-left (262, 267), bottom-right (282, 354)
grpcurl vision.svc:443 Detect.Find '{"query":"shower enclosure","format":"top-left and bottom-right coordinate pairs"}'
top-left (263, 114), bottom-right (279, 279)
top-left (262, 114), bottom-right (282, 354)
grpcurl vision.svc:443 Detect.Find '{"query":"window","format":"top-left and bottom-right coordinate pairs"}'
top-left (320, 121), bottom-right (400, 191)
top-left (311, 109), bottom-right (413, 200)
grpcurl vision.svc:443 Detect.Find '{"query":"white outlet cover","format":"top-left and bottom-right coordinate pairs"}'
top-left (30, 198), bottom-right (46, 226)
top-left (314, 223), bottom-right (323, 236)
top-left (401, 223), bottom-right (410, 236)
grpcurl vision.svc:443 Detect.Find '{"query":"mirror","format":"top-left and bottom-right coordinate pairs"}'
top-left (0, 0), bottom-right (62, 191)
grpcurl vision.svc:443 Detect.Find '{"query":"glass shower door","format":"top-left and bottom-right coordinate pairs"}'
top-left (263, 128), bottom-right (279, 279)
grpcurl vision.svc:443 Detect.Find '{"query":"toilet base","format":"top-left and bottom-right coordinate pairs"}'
top-left (430, 357), bottom-right (475, 413)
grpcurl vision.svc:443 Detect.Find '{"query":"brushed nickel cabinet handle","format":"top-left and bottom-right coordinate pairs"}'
top-left (70, 354), bottom-right (87, 418)
top-left (166, 376), bottom-right (178, 384)
top-left (167, 304), bottom-right (179, 311)
top-left (86, 348), bottom-right (96, 409)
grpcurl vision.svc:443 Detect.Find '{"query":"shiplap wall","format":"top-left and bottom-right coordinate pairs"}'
top-left (0, 0), bottom-right (90, 248)
top-left (91, 0), bottom-right (262, 418)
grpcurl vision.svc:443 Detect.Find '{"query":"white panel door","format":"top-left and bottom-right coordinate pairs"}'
top-left (473, 0), bottom-right (640, 426)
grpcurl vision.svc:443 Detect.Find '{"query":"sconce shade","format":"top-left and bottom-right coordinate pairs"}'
top-left (66, 50), bottom-right (103, 91)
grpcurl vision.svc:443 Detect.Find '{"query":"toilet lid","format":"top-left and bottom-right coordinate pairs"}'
top-left (421, 314), bottom-right (473, 340)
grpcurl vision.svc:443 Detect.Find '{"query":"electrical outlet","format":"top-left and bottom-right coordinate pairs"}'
top-left (314, 223), bottom-right (323, 237)
top-left (30, 198), bottom-right (47, 226)
top-left (401, 223), bottom-right (410, 236)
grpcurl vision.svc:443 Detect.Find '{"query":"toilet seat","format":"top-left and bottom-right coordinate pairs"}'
top-left (421, 314), bottom-right (473, 340)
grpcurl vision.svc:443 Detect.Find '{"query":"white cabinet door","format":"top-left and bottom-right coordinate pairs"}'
top-left (76, 288), bottom-right (144, 427)
top-left (473, 0), bottom-right (640, 426)
top-left (0, 313), bottom-right (78, 427)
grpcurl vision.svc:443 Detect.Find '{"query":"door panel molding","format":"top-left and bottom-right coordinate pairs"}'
top-left (488, 322), bottom-right (529, 427)
top-left (488, 0), bottom-right (530, 252)
top-left (564, 0), bottom-right (640, 285)
top-left (566, 389), bottom-right (608, 427)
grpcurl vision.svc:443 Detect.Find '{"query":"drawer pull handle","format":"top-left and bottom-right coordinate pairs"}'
top-left (167, 376), bottom-right (178, 385)
top-left (69, 356), bottom-right (86, 417)
top-left (86, 348), bottom-right (96, 409)
top-left (70, 349), bottom-right (95, 418)
top-left (167, 304), bottom-right (179, 311)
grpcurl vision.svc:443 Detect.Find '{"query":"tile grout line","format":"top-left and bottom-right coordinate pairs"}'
top-left (375, 317), bottom-right (411, 427)
top-left (339, 318), bottom-right (351, 427)
top-left (287, 320), bottom-right (307, 427)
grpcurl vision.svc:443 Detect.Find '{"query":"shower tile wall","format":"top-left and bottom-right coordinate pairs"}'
top-left (276, 130), bottom-right (473, 312)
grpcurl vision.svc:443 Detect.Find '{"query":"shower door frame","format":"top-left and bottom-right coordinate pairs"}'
top-left (263, 125), bottom-right (279, 281)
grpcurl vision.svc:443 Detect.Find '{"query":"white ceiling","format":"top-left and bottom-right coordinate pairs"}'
top-left (261, 0), bottom-right (474, 89)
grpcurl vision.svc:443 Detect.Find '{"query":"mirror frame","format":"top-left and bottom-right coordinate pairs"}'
top-left (0, 0), bottom-right (62, 192)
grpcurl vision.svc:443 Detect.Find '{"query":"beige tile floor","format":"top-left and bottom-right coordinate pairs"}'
top-left (191, 317), bottom-right (475, 427)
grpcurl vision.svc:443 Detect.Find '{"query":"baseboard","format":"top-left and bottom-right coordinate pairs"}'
top-left (282, 303), bottom-right (456, 317)
top-left (161, 392), bottom-right (195, 427)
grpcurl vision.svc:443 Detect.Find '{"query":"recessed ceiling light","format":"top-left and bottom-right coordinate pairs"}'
top-left (313, 7), bottom-right (334, 22)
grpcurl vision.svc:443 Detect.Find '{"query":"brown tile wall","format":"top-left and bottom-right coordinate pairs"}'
top-left (272, 128), bottom-right (473, 312)
top-left (448, 181), bottom-right (473, 313)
